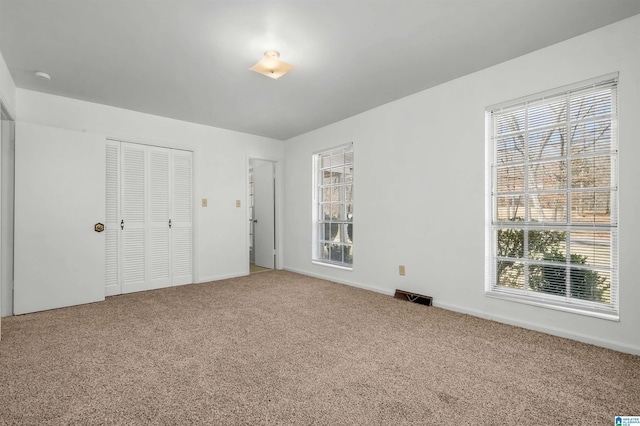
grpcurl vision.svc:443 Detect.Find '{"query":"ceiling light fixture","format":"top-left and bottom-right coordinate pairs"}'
top-left (249, 50), bottom-right (293, 80)
top-left (35, 71), bottom-right (51, 81)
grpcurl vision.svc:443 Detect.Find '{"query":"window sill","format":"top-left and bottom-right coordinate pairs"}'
top-left (312, 260), bottom-right (353, 271)
top-left (486, 290), bottom-right (619, 322)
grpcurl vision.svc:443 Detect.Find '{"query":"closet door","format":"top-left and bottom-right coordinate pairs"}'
top-left (147, 146), bottom-right (171, 289)
top-left (121, 142), bottom-right (147, 293)
top-left (171, 149), bottom-right (193, 286)
top-left (106, 142), bottom-right (192, 295)
top-left (105, 141), bottom-right (121, 296)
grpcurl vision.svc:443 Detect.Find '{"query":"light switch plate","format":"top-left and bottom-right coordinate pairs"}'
top-left (236, 200), bottom-right (241, 208)
top-left (202, 199), bottom-right (208, 207)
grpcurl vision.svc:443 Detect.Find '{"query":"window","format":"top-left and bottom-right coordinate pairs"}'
top-left (313, 144), bottom-right (354, 268)
top-left (485, 75), bottom-right (618, 319)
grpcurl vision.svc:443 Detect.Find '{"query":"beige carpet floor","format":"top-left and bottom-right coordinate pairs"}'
top-left (0, 270), bottom-right (638, 425)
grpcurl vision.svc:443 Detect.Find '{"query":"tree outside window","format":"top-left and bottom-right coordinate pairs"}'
top-left (488, 77), bottom-right (618, 316)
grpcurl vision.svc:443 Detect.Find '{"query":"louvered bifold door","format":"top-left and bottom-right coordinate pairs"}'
top-left (105, 141), bottom-right (121, 296)
top-left (121, 142), bottom-right (147, 294)
top-left (147, 146), bottom-right (172, 290)
top-left (171, 149), bottom-right (193, 286)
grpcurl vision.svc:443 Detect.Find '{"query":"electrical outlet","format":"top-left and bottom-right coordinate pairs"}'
top-left (236, 200), bottom-right (241, 208)
top-left (399, 265), bottom-right (406, 276)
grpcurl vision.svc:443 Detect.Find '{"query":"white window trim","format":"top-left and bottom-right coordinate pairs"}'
top-left (311, 260), bottom-right (354, 271)
top-left (312, 142), bottom-right (354, 269)
top-left (485, 73), bottom-right (619, 321)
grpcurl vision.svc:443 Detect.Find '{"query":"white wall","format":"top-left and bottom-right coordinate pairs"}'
top-left (16, 89), bottom-right (285, 288)
top-left (283, 15), bottom-right (640, 354)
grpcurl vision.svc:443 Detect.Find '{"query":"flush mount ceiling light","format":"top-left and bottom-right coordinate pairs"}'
top-left (35, 71), bottom-right (51, 81)
top-left (249, 50), bottom-right (293, 80)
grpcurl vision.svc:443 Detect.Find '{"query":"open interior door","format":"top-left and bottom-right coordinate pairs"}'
top-left (14, 122), bottom-right (105, 314)
top-left (252, 159), bottom-right (275, 269)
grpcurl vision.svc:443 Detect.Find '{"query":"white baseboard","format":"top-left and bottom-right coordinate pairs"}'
top-left (433, 300), bottom-right (640, 356)
top-left (196, 272), bottom-right (249, 284)
top-left (282, 267), bottom-right (640, 356)
top-left (283, 266), bottom-right (394, 296)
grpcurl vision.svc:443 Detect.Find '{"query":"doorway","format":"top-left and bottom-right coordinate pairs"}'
top-left (249, 159), bottom-right (276, 272)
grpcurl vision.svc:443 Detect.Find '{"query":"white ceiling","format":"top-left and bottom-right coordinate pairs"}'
top-left (1, 1), bottom-right (639, 140)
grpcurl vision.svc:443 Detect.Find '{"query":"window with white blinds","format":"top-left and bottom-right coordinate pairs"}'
top-left (313, 144), bottom-right (354, 268)
top-left (485, 75), bottom-right (618, 319)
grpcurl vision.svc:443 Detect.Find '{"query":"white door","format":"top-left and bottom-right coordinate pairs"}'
top-left (147, 146), bottom-right (171, 290)
top-left (105, 141), bottom-right (121, 296)
top-left (171, 149), bottom-right (193, 285)
top-left (120, 142), bottom-right (147, 293)
top-left (106, 142), bottom-right (192, 296)
top-left (252, 160), bottom-right (275, 269)
top-left (14, 122), bottom-right (105, 314)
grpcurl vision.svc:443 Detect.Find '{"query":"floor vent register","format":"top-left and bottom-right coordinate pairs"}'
top-left (394, 289), bottom-right (433, 306)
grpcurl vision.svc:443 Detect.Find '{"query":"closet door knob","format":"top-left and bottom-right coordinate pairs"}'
top-left (120, 220), bottom-right (124, 230)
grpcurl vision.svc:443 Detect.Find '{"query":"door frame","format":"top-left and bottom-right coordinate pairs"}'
top-left (246, 156), bottom-right (281, 273)
top-left (0, 100), bottom-right (15, 325)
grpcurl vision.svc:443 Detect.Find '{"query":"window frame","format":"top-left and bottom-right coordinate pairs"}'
top-left (485, 74), bottom-right (619, 320)
top-left (312, 143), bottom-right (354, 269)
